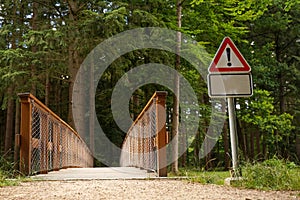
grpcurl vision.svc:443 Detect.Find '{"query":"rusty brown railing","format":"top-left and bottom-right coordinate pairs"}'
top-left (18, 93), bottom-right (93, 175)
top-left (120, 91), bottom-right (168, 177)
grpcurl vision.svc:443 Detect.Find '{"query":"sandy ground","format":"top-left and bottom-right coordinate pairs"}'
top-left (0, 180), bottom-right (299, 200)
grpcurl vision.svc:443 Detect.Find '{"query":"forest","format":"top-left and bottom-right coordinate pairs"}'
top-left (0, 0), bottom-right (299, 172)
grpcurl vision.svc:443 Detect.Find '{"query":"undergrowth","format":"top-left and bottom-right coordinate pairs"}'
top-left (236, 158), bottom-right (300, 191)
top-left (0, 156), bottom-right (24, 187)
top-left (172, 158), bottom-right (300, 191)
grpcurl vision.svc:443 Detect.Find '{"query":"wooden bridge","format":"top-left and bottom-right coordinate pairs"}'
top-left (16, 92), bottom-right (168, 178)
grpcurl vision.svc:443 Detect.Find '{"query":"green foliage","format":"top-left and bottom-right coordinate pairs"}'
top-left (237, 89), bottom-right (294, 149)
top-left (189, 0), bottom-right (269, 52)
top-left (237, 158), bottom-right (300, 190)
top-left (0, 156), bottom-right (17, 178)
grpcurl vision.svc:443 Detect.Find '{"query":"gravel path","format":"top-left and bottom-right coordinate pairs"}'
top-left (0, 180), bottom-right (299, 200)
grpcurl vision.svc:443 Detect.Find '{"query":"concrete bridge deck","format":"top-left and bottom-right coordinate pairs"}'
top-left (32, 167), bottom-right (156, 181)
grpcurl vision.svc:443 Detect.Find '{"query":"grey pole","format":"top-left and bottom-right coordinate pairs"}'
top-left (227, 97), bottom-right (239, 176)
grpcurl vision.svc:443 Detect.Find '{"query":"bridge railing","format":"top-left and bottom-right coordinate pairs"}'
top-left (18, 93), bottom-right (93, 175)
top-left (120, 91), bottom-right (168, 177)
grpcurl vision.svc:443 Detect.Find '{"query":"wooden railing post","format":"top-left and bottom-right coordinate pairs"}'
top-left (19, 93), bottom-right (32, 175)
top-left (40, 113), bottom-right (49, 174)
top-left (155, 91), bottom-right (167, 177)
top-left (53, 123), bottom-right (59, 170)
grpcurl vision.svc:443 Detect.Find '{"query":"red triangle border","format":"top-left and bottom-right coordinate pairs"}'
top-left (208, 37), bottom-right (251, 73)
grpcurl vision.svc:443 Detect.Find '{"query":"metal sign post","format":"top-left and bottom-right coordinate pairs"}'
top-left (227, 97), bottom-right (239, 176)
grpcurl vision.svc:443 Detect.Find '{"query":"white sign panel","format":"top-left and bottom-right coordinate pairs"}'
top-left (208, 73), bottom-right (253, 98)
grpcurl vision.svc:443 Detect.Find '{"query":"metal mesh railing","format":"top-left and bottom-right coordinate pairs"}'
top-left (18, 93), bottom-right (93, 175)
top-left (120, 91), bottom-right (167, 177)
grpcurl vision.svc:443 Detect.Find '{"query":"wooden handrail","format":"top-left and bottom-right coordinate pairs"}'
top-left (123, 91), bottom-right (167, 143)
top-left (18, 93), bottom-right (83, 142)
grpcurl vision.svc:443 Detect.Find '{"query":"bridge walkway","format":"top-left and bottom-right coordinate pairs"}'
top-left (32, 167), bottom-right (156, 181)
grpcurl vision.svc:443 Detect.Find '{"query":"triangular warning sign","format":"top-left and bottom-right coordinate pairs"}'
top-left (208, 37), bottom-right (251, 73)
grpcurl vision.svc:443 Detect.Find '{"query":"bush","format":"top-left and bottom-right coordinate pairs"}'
top-left (238, 158), bottom-right (300, 190)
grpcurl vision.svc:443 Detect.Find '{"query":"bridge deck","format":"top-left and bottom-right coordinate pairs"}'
top-left (32, 167), bottom-right (156, 181)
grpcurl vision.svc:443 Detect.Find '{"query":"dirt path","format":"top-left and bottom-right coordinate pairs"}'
top-left (0, 180), bottom-right (299, 200)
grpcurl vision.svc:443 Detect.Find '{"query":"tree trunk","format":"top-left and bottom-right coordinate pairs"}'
top-left (205, 133), bottom-right (212, 170)
top-left (262, 134), bottom-right (267, 159)
top-left (55, 79), bottom-right (62, 116)
top-left (14, 99), bottom-right (20, 169)
top-left (68, 44), bottom-right (77, 128)
top-left (180, 122), bottom-right (187, 167)
top-left (4, 87), bottom-right (14, 158)
top-left (296, 135), bottom-right (300, 161)
top-left (30, 1), bottom-right (39, 96)
top-left (89, 52), bottom-right (95, 155)
top-left (67, 0), bottom-right (82, 128)
top-left (45, 72), bottom-right (50, 106)
top-left (275, 32), bottom-right (285, 115)
top-left (255, 130), bottom-right (261, 160)
top-left (244, 131), bottom-right (249, 161)
top-left (4, 0), bottom-right (17, 159)
top-left (194, 130), bottom-right (200, 167)
top-left (250, 131), bottom-right (254, 160)
top-left (239, 120), bottom-right (248, 161)
top-left (171, 0), bottom-right (182, 174)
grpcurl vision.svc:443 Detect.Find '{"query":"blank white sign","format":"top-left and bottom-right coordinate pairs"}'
top-left (208, 73), bottom-right (253, 98)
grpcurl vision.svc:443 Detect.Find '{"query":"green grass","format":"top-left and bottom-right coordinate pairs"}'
top-left (172, 159), bottom-right (300, 191)
top-left (235, 159), bottom-right (300, 191)
top-left (0, 156), bottom-right (28, 187)
top-left (169, 168), bottom-right (230, 185)
top-left (0, 175), bottom-right (20, 187)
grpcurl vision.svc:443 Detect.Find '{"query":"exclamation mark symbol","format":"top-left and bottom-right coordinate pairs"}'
top-left (226, 47), bottom-right (232, 67)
